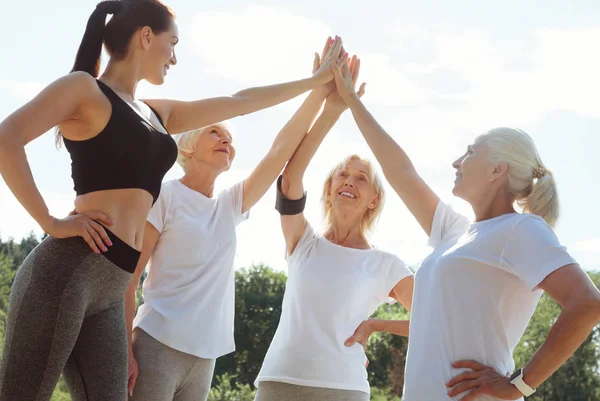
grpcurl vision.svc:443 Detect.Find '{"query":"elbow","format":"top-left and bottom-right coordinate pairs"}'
top-left (591, 295), bottom-right (600, 325)
top-left (569, 292), bottom-right (600, 326)
top-left (281, 169), bottom-right (301, 186)
top-left (0, 123), bottom-right (23, 154)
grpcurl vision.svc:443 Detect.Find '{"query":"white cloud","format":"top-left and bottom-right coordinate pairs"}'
top-left (572, 238), bottom-right (600, 269)
top-left (574, 238), bottom-right (600, 253)
top-left (0, 181), bottom-right (75, 240)
top-left (0, 80), bottom-right (46, 102)
top-left (360, 24), bottom-right (600, 130)
top-left (187, 6), bottom-right (333, 85)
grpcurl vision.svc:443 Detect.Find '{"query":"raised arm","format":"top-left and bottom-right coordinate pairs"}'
top-left (280, 56), bottom-right (365, 255)
top-left (125, 221), bottom-right (160, 396)
top-left (0, 71), bottom-right (112, 251)
top-left (331, 62), bottom-right (440, 236)
top-left (240, 38), bottom-right (345, 213)
top-left (145, 37), bottom-right (342, 135)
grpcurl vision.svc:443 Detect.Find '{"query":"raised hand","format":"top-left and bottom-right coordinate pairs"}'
top-left (331, 55), bottom-right (366, 106)
top-left (325, 55), bottom-right (366, 114)
top-left (446, 360), bottom-right (522, 401)
top-left (312, 36), bottom-right (346, 86)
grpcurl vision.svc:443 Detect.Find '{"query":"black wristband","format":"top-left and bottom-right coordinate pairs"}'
top-left (275, 175), bottom-right (307, 215)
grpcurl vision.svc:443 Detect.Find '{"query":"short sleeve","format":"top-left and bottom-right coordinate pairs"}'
top-left (380, 255), bottom-right (413, 304)
top-left (286, 221), bottom-right (319, 266)
top-left (221, 181), bottom-right (249, 226)
top-left (428, 200), bottom-right (471, 248)
top-left (147, 183), bottom-right (170, 232)
top-left (501, 216), bottom-right (577, 290)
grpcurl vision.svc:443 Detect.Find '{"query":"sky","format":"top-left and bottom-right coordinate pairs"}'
top-left (0, 0), bottom-right (598, 273)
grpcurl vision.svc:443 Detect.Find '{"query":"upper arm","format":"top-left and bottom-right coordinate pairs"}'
top-left (241, 152), bottom-right (282, 214)
top-left (281, 214), bottom-right (308, 257)
top-left (538, 264), bottom-right (600, 310)
top-left (0, 72), bottom-right (97, 145)
top-left (144, 97), bottom-right (247, 135)
top-left (386, 170), bottom-right (439, 237)
top-left (390, 275), bottom-right (415, 312)
top-left (278, 174), bottom-right (308, 256)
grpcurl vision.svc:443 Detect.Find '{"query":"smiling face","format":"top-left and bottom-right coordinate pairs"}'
top-left (322, 156), bottom-right (385, 235)
top-left (140, 18), bottom-right (179, 85)
top-left (191, 125), bottom-right (235, 172)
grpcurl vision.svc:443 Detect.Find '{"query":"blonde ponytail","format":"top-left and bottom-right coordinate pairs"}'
top-left (516, 169), bottom-right (559, 228)
top-left (481, 127), bottom-right (560, 228)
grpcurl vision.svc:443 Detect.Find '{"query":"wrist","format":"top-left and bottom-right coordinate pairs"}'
top-left (309, 74), bottom-right (329, 87)
top-left (346, 95), bottom-right (362, 110)
top-left (321, 106), bottom-right (344, 119)
top-left (368, 319), bottom-right (383, 332)
top-left (40, 215), bottom-right (57, 235)
top-left (509, 367), bottom-right (536, 397)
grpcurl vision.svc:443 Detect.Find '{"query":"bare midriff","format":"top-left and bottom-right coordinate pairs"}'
top-left (74, 188), bottom-right (154, 251)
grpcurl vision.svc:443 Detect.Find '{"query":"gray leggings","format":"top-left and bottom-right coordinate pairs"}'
top-left (130, 328), bottom-right (215, 401)
top-left (255, 381), bottom-right (370, 401)
top-left (0, 232), bottom-right (138, 401)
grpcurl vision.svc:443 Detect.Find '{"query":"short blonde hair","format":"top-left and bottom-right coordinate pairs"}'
top-left (478, 127), bottom-right (559, 227)
top-left (321, 155), bottom-right (386, 237)
top-left (175, 121), bottom-right (234, 171)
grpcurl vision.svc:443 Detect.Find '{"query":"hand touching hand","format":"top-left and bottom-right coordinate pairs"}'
top-left (325, 55), bottom-right (366, 114)
top-left (331, 56), bottom-right (366, 106)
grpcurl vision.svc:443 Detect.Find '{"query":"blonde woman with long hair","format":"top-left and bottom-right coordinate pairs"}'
top-left (254, 56), bottom-right (414, 401)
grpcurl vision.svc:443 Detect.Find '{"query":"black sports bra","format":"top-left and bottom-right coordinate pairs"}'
top-left (63, 80), bottom-right (177, 205)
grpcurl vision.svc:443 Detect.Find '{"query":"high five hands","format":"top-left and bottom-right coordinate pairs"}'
top-left (312, 36), bottom-right (367, 115)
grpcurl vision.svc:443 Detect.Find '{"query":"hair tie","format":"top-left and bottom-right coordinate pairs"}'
top-left (533, 166), bottom-right (548, 179)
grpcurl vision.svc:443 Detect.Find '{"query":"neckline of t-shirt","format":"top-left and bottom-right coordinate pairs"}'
top-left (321, 236), bottom-right (377, 252)
top-left (470, 212), bottom-right (519, 228)
top-left (174, 179), bottom-right (215, 200)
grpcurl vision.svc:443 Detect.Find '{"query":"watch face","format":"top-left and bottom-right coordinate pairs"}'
top-left (509, 369), bottom-right (522, 381)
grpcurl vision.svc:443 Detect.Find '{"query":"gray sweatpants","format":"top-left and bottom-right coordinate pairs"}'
top-left (130, 328), bottom-right (216, 401)
top-left (0, 231), bottom-right (138, 401)
top-left (255, 381), bottom-right (370, 401)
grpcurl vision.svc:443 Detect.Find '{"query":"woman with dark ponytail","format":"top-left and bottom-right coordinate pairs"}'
top-left (0, 1), bottom-right (340, 399)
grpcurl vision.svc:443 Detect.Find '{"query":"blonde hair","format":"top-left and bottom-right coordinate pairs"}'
top-left (175, 121), bottom-right (234, 171)
top-left (321, 155), bottom-right (386, 237)
top-left (478, 127), bottom-right (559, 227)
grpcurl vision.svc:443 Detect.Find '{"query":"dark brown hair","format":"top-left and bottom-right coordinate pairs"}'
top-left (71, 0), bottom-right (175, 77)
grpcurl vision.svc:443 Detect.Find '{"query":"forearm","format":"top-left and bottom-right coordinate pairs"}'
top-left (269, 90), bottom-right (328, 164)
top-left (234, 76), bottom-right (323, 116)
top-left (282, 108), bottom-right (341, 199)
top-left (347, 99), bottom-right (416, 175)
top-left (522, 303), bottom-right (600, 388)
top-left (0, 130), bottom-right (54, 232)
top-left (369, 319), bottom-right (410, 337)
top-left (124, 281), bottom-right (138, 356)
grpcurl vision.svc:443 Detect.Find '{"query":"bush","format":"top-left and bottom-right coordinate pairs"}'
top-left (208, 373), bottom-right (256, 401)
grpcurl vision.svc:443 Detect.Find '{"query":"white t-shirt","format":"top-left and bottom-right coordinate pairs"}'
top-left (402, 201), bottom-right (577, 401)
top-left (133, 179), bottom-right (249, 359)
top-left (256, 222), bottom-right (413, 394)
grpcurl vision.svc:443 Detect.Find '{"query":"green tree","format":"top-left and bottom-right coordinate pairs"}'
top-left (363, 301), bottom-right (410, 399)
top-left (208, 373), bottom-right (256, 401)
top-left (214, 264), bottom-right (287, 385)
top-left (514, 271), bottom-right (600, 401)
